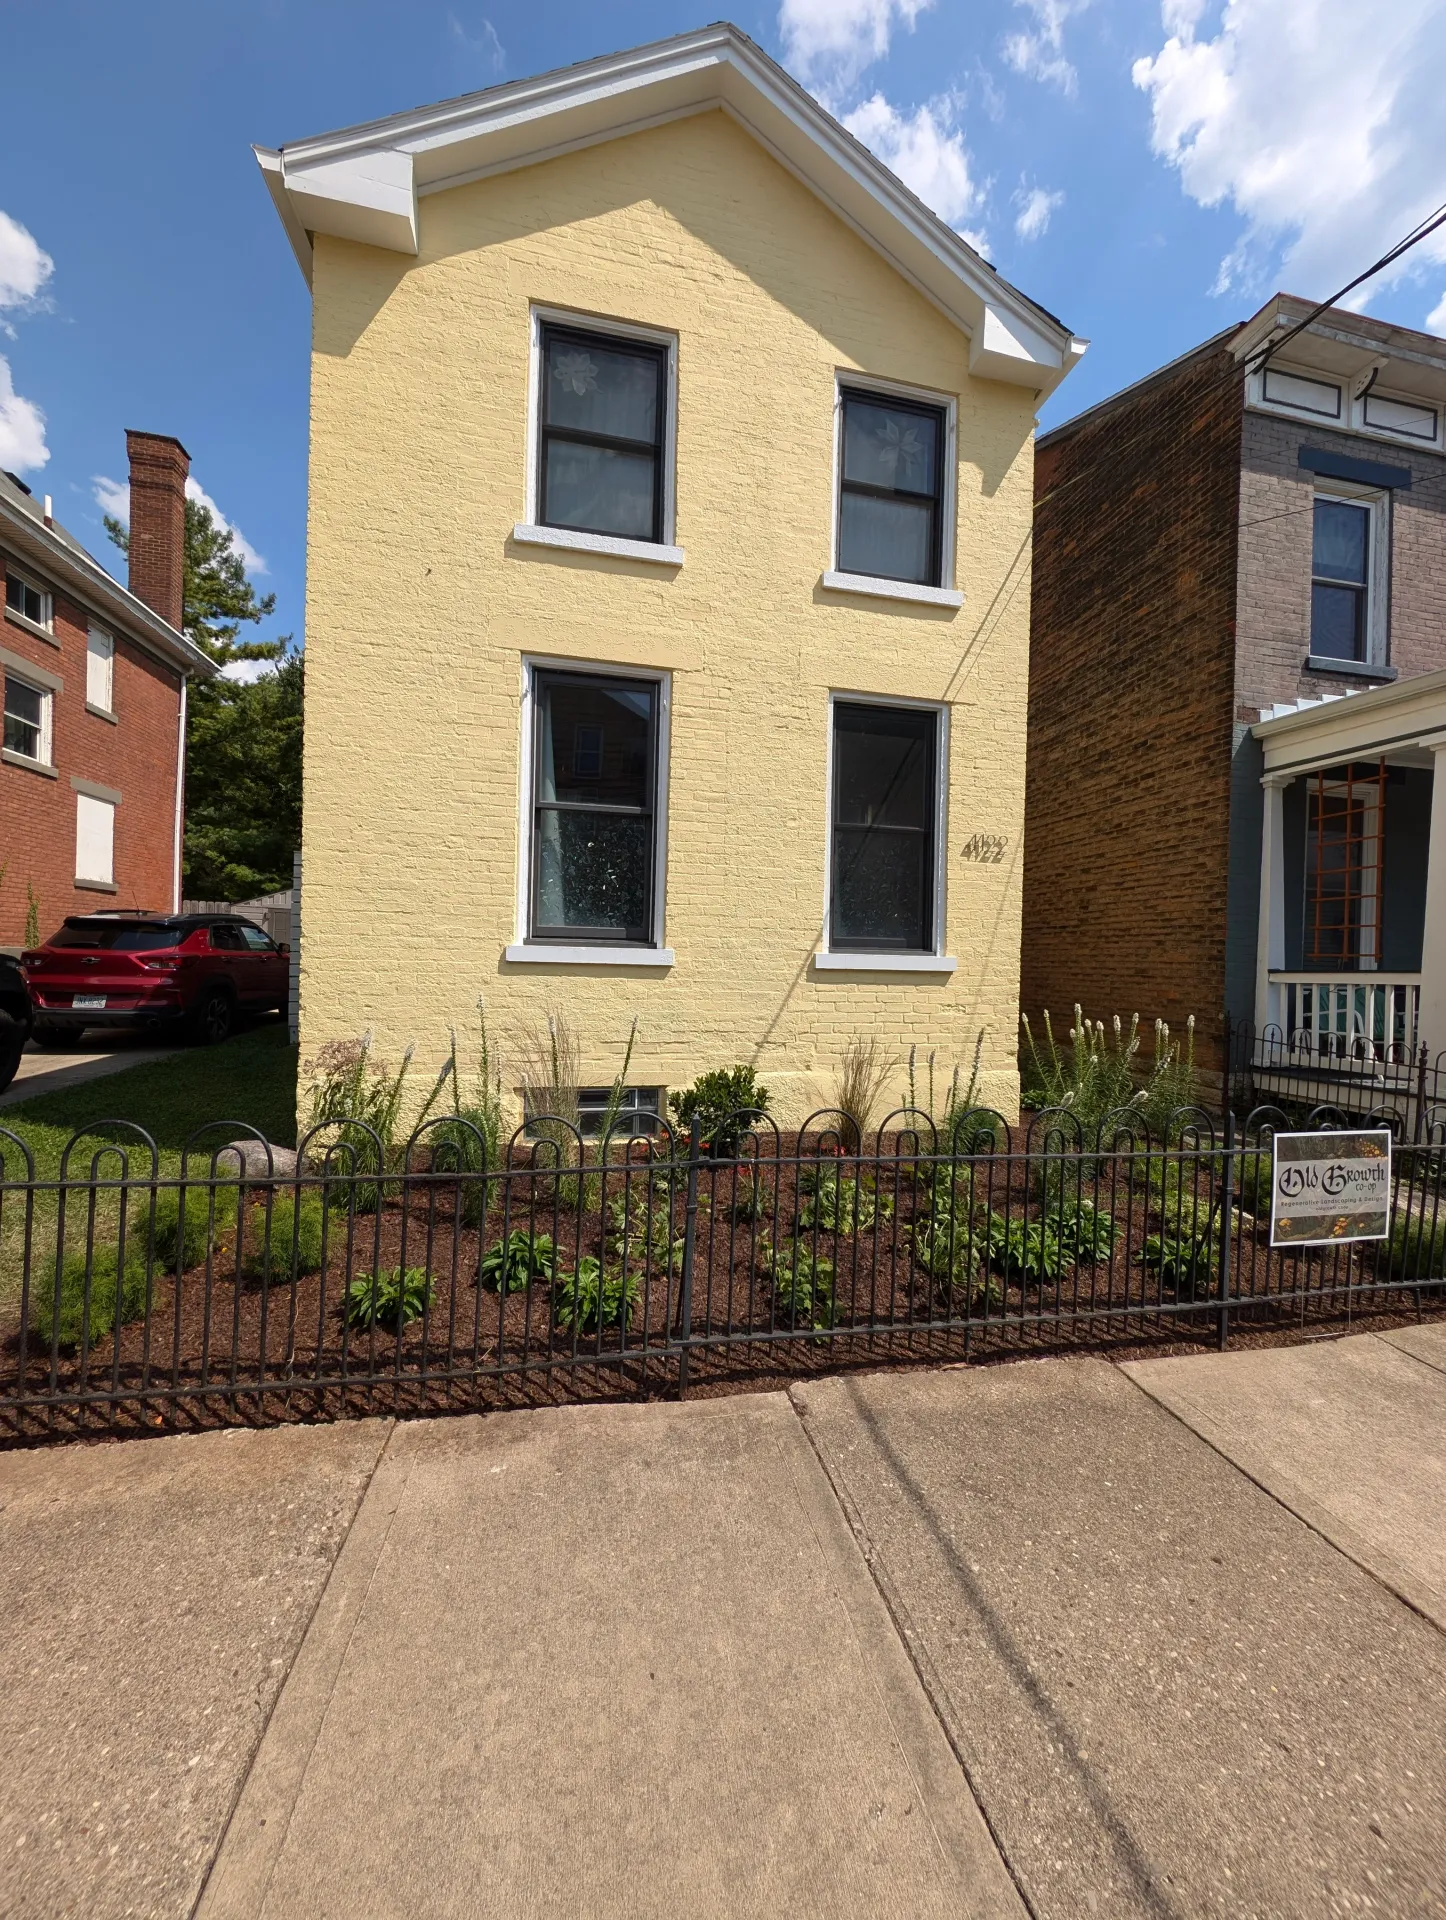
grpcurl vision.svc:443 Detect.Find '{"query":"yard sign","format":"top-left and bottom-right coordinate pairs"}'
top-left (1269, 1130), bottom-right (1392, 1248)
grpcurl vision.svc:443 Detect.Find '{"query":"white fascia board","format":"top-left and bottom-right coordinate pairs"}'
top-left (254, 25), bottom-right (1083, 393)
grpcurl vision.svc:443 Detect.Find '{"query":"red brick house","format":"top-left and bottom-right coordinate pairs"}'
top-left (1, 433), bottom-right (214, 947)
top-left (1023, 295), bottom-right (1446, 1083)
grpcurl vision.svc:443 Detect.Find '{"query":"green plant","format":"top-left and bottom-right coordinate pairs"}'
top-left (147, 1183), bottom-right (240, 1270)
top-left (1021, 1007), bottom-right (1201, 1144)
top-left (1142, 1202), bottom-right (1218, 1297)
top-left (24, 880), bottom-right (40, 951)
top-left (796, 1164), bottom-right (892, 1232)
top-left (669, 1066), bottom-right (770, 1158)
top-left (1048, 1197), bottom-right (1117, 1263)
top-left (515, 1011), bottom-right (583, 1161)
top-left (728, 1168), bottom-right (772, 1222)
top-left (766, 1240), bottom-right (836, 1330)
top-left (554, 1255), bottom-right (638, 1334)
top-left (479, 1229), bottom-right (557, 1294)
top-left (832, 1036), bottom-right (896, 1147)
top-left (304, 1034), bottom-right (414, 1209)
top-left (985, 1212), bottom-right (1069, 1286)
top-left (237, 1195), bottom-right (328, 1281)
top-left (343, 1265), bottom-right (434, 1332)
top-left (1388, 1208), bottom-right (1446, 1281)
top-left (910, 1193), bottom-right (992, 1302)
top-left (606, 1192), bottom-right (683, 1274)
top-left (31, 1245), bottom-right (150, 1352)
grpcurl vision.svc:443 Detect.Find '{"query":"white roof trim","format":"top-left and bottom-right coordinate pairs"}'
top-left (254, 24), bottom-right (1084, 396)
top-left (1253, 666), bottom-right (1446, 773)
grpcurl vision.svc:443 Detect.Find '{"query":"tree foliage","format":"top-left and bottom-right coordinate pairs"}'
top-left (107, 497), bottom-right (301, 898)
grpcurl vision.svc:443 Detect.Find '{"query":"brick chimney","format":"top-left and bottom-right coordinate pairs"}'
top-left (125, 430), bottom-right (190, 630)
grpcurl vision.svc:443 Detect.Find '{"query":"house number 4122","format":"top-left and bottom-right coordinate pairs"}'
top-left (960, 833), bottom-right (1008, 864)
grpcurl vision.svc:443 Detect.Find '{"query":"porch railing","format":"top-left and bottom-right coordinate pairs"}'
top-left (1266, 972), bottom-right (1421, 1057)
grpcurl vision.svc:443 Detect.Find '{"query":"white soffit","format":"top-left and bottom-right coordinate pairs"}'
top-left (254, 24), bottom-right (1084, 396)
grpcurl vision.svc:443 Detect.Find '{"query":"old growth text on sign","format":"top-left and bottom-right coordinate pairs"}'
top-left (1269, 1130), bottom-right (1392, 1247)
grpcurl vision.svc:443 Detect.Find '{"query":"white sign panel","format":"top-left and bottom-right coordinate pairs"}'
top-left (1269, 1130), bottom-right (1392, 1247)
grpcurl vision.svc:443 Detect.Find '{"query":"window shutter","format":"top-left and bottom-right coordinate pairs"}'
top-left (87, 626), bottom-right (114, 710)
top-left (76, 794), bottom-right (115, 885)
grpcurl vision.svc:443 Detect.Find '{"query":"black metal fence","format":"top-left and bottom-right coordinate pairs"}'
top-left (1, 1102), bottom-right (1443, 1441)
top-left (1229, 1018), bottom-right (1445, 1135)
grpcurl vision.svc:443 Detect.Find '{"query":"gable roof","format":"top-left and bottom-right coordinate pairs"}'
top-left (255, 23), bottom-right (1085, 398)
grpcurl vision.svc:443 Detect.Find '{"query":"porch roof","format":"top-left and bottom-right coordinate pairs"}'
top-left (1252, 666), bottom-right (1446, 778)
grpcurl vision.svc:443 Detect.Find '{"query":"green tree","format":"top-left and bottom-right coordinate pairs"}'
top-left (106, 497), bottom-right (301, 898)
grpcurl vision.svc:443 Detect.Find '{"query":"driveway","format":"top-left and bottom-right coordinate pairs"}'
top-left (0, 1329), bottom-right (1442, 1920)
top-left (0, 1034), bottom-right (181, 1108)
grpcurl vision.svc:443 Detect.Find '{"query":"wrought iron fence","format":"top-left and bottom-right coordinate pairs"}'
top-left (1, 1101), bottom-right (1443, 1441)
top-left (1228, 1017), bottom-right (1445, 1137)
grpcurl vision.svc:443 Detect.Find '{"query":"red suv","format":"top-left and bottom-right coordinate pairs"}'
top-left (22, 912), bottom-right (289, 1047)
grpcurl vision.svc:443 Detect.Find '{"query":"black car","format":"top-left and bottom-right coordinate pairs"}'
top-left (0, 953), bottom-right (33, 1094)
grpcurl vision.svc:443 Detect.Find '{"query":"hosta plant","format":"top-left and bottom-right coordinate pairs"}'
top-left (343, 1266), bottom-right (434, 1332)
top-left (554, 1257), bottom-right (639, 1335)
top-left (479, 1230), bottom-right (557, 1294)
top-left (765, 1241), bottom-right (836, 1331)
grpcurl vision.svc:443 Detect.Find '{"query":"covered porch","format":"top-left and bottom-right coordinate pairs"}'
top-left (1252, 668), bottom-right (1446, 1087)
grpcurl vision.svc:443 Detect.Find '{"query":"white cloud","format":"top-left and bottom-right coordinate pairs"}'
top-left (221, 657), bottom-right (275, 685)
top-left (449, 12), bottom-right (504, 72)
top-left (1014, 184), bottom-right (1064, 240)
top-left (1429, 290), bottom-right (1446, 335)
top-left (1002, 0), bottom-right (1087, 96)
top-left (0, 355), bottom-right (47, 472)
top-left (779, 0), bottom-right (932, 92)
top-left (0, 210), bottom-right (53, 315)
top-left (92, 472), bottom-right (268, 575)
top-left (844, 92), bottom-right (989, 250)
top-left (1133, 0), bottom-right (1446, 313)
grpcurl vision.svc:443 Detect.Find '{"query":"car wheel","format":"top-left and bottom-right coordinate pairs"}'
top-left (0, 1012), bottom-right (25, 1093)
top-left (193, 987), bottom-right (235, 1046)
top-left (32, 1023), bottom-right (84, 1051)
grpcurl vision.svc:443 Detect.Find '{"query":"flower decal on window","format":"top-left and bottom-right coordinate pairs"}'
top-left (553, 350), bottom-right (599, 397)
top-left (875, 416), bottom-right (924, 481)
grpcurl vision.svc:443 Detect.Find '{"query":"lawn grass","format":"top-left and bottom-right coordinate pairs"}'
top-left (0, 1021), bottom-right (298, 1312)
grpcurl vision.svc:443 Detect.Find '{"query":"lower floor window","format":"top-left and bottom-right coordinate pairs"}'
top-left (4, 673), bottom-right (50, 764)
top-left (830, 700), bottom-right (939, 952)
top-left (1305, 760), bottom-right (1385, 968)
top-left (76, 792), bottom-right (116, 886)
top-left (529, 667), bottom-right (660, 945)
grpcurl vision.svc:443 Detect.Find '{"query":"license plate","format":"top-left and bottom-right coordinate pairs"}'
top-left (72, 994), bottom-right (107, 1009)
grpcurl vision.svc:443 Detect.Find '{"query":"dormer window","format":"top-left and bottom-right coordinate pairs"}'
top-left (1262, 366), bottom-right (1341, 419)
top-left (1362, 391), bottom-right (1438, 442)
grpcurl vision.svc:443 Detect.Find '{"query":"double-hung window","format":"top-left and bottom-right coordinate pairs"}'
top-left (528, 668), bottom-right (661, 946)
top-left (829, 701), bottom-right (941, 953)
top-left (1310, 487), bottom-right (1387, 665)
top-left (3, 672), bottom-right (52, 767)
top-left (836, 389), bottom-right (947, 588)
top-left (536, 323), bottom-right (668, 544)
top-left (4, 569), bottom-right (52, 633)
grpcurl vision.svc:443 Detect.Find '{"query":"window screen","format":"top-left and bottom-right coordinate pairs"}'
top-left (830, 702), bottom-right (938, 952)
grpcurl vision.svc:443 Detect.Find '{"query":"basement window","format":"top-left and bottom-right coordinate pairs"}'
top-left (5, 569), bottom-right (52, 633)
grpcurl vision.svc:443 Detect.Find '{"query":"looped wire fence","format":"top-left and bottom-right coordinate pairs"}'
top-left (0, 1098), bottom-right (1441, 1441)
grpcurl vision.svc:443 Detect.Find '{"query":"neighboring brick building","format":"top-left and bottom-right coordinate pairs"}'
top-left (1024, 295), bottom-right (1446, 1076)
top-left (1, 434), bottom-right (214, 948)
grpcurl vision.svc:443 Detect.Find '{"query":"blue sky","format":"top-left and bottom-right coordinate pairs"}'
top-left (2, 0), bottom-right (1444, 661)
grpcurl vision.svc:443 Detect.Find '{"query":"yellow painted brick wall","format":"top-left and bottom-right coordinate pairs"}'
top-left (302, 107), bottom-right (1036, 1127)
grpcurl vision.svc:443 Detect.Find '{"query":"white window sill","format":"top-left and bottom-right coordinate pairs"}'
top-left (85, 701), bottom-right (119, 724)
top-left (2, 748), bottom-right (57, 778)
top-left (820, 571), bottom-right (963, 610)
top-left (512, 524), bottom-right (684, 568)
top-left (814, 951), bottom-right (958, 974)
top-left (75, 877), bottom-right (118, 894)
top-left (4, 606), bottom-right (60, 648)
top-left (504, 943), bottom-right (675, 968)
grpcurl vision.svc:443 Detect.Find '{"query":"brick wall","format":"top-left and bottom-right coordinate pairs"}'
top-left (1021, 344), bottom-right (1244, 1070)
top-left (1, 556), bottom-right (181, 947)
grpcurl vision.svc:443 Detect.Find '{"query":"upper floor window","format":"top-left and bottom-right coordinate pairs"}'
top-left (527, 666), bottom-right (662, 946)
top-left (4, 671), bottom-right (52, 766)
top-left (1311, 487), bottom-right (1387, 665)
top-left (87, 624), bottom-right (114, 712)
top-left (537, 323), bottom-right (669, 545)
top-left (835, 389), bottom-right (948, 589)
top-left (5, 569), bottom-right (52, 633)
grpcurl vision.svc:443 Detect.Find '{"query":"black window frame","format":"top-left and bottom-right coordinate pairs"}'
top-left (537, 322), bottom-right (669, 546)
top-left (836, 388), bottom-right (948, 589)
top-left (829, 699), bottom-right (940, 955)
top-left (528, 667), bottom-right (661, 948)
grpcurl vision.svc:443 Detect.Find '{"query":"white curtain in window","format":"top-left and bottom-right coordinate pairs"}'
top-left (87, 626), bottom-right (114, 710)
top-left (535, 689), bottom-right (563, 925)
top-left (76, 794), bottom-right (115, 885)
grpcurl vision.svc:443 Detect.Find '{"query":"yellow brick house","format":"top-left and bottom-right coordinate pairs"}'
top-left (257, 25), bottom-right (1083, 1127)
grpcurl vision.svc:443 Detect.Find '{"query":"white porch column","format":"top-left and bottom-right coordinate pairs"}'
top-left (1255, 772), bottom-right (1291, 1038)
top-left (1417, 736), bottom-right (1446, 1054)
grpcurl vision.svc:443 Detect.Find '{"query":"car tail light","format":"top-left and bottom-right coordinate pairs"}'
top-left (139, 957), bottom-right (181, 972)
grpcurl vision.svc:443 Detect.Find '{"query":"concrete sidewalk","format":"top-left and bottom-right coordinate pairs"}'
top-left (1, 1334), bottom-right (1443, 1920)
